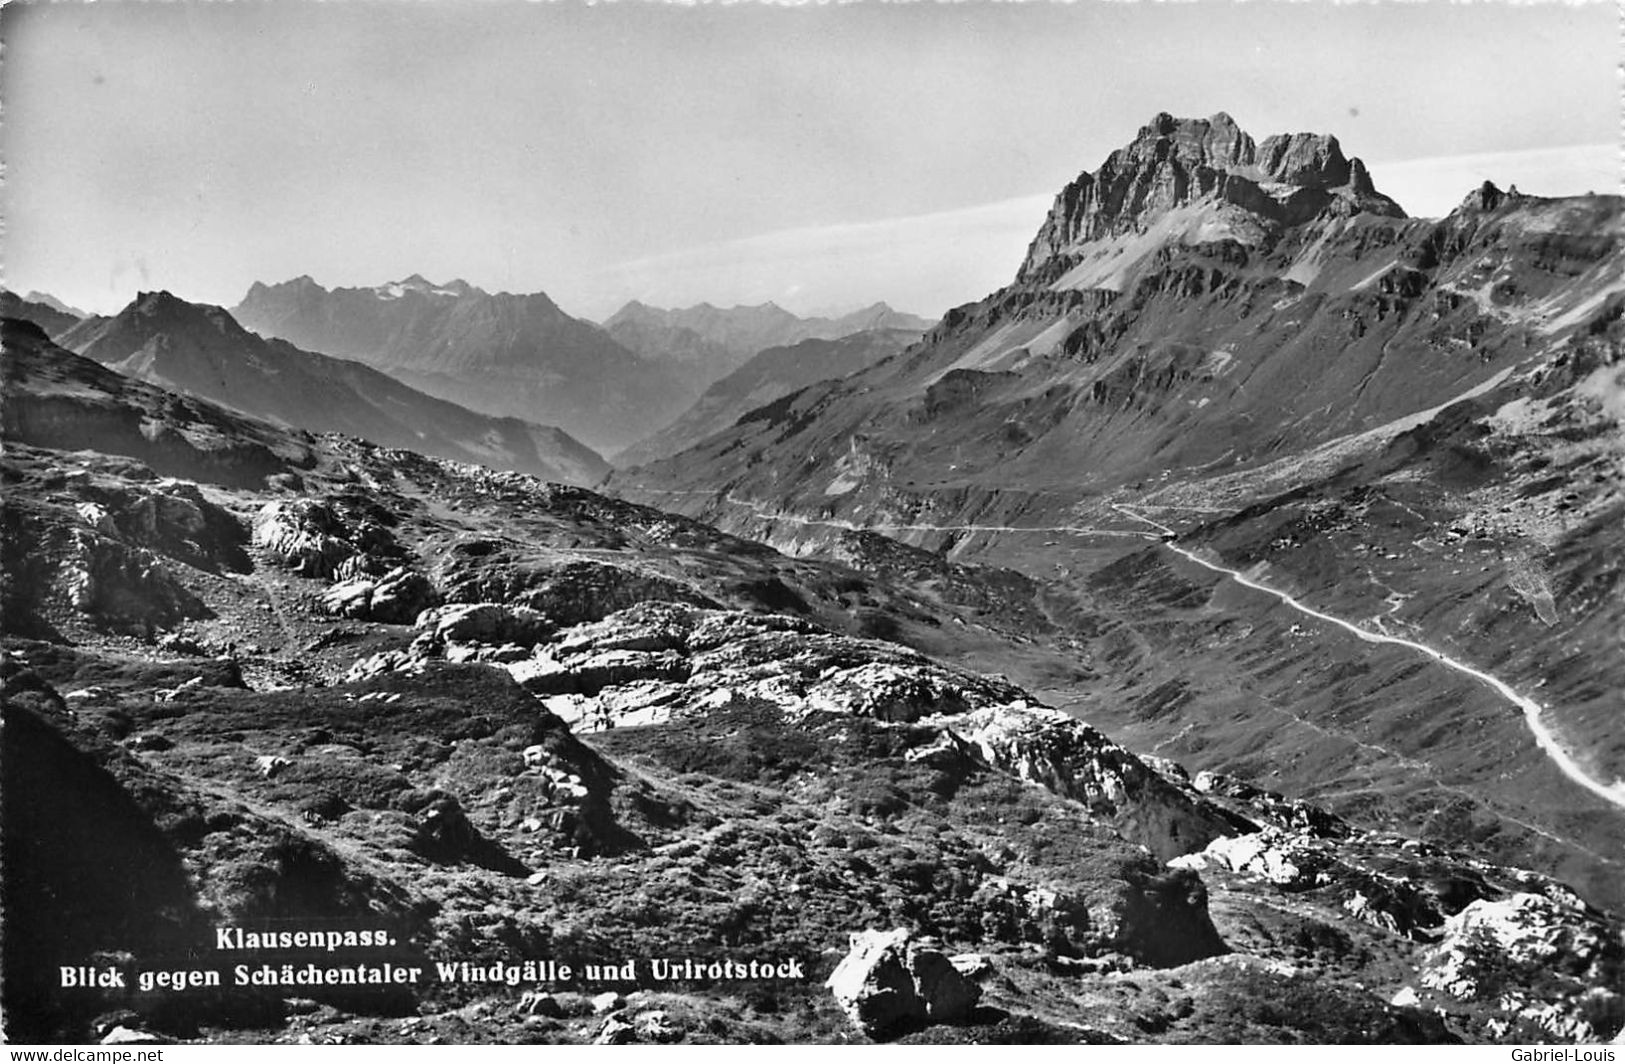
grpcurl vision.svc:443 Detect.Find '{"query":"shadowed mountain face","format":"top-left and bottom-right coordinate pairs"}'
top-left (55, 293), bottom-right (608, 485)
top-left (602, 300), bottom-right (933, 399)
top-left (614, 328), bottom-right (923, 470)
top-left (231, 276), bottom-right (689, 453)
top-left (609, 115), bottom-right (1625, 910)
top-left (4, 325), bottom-right (1620, 1044)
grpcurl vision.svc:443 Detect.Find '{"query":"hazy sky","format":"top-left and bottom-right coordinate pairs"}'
top-left (2, 1), bottom-right (1617, 321)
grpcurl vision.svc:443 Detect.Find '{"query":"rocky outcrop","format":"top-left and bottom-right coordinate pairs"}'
top-left (251, 498), bottom-right (404, 579)
top-left (1, 473), bottom-right (248, 635)
top-left (77, 479), bottom-right (251, 575)
top-left (1457, 180), bottom-right (1516, 214)
top-left (321, 567), bottom-right (438, 624)
top-left (414, 602), bottom-right (553, 648)
top-left (491, 603), bottom-right (1027, 731)
top-left (1421, 892), bottom-right (1624, 1043)
top-left (941, 703), bottom-right (1232, 860)
top-left (825, 928), bottom-right (979, 1039)
top-left (60, 528), bottom-right (206, 630)
top-left (1189, 770), bottom-right (1347, 838)
top-left (971, 876), bottom-right (1094, 955)
top-left (435, 545), bottom-right (719, 626)
top-left (1174, 827), bottom-right (1449, 939)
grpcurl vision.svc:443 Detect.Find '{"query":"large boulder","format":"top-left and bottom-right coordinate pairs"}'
top-left (825, 928), bottom-right (978, 1039)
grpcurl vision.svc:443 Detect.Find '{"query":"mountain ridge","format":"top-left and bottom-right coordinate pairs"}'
top-left (55, 291), bottom-right (609, 486)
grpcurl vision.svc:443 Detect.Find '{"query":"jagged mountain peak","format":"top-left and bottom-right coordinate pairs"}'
top-left (1118, 110), bottom-right (1257, 172)
top-left (1454, 179), bottom-right (1534, 215)
top-left (1019, 112), bottom-right (1404, 285)
top-left (122, 290), bottom-right (244, 336)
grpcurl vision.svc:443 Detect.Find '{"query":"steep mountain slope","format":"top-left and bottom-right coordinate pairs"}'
top-left (4, 337), bottom-right (1619, 1045)
top-left (231, 276), bottom-right (688, 452)
top-left (53, 294), bottom-right (608, 485)
top-left (609, 115), bottom-right (1625, 909)
top-left (603, 300), bottom-right (932, 399)
top-left (615, 328), bottom-right (922, 470)
top-left (1, 288), bottom-right (82, 338)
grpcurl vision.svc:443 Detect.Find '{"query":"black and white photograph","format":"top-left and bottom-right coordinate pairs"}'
top-left (1, 0), bottom-right (1620, 1047)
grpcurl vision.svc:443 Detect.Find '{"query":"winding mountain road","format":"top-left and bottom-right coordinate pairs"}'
top-left (1108, 502), bottom-right (1625, 812)
top-left (634, 485), bottom-right (1625, 815)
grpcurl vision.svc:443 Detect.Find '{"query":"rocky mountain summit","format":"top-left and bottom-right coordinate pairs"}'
top-left (1018, 111), bottom-right (1403, 285)
top-left (50, 295), bottom-right (607, 485)
top-left (3, 320), bottom-right (1620, 1044)
top-left (232, 276), bottom-right (689, 453)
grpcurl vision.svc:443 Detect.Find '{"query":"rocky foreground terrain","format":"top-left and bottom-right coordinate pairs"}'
top-left (3, 316), bottom-right (1621, 1045)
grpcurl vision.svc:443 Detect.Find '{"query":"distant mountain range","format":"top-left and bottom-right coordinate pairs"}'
top-left (615, 327), bottom-right (924, 470)
top-left (231, 275), bottom-right (686, 453)
top-left (55, 291), bottom-right (608, 485)
top-left (233, 277), bottom-right (932, 458)
top-left (601, 299), bottom-right (932, 398)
